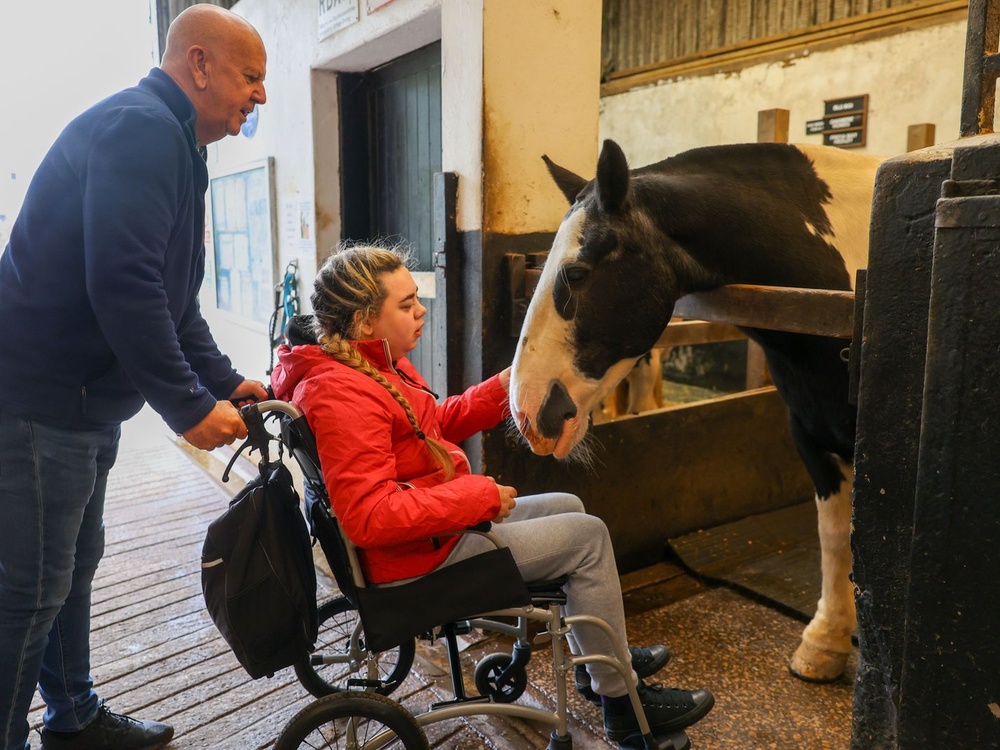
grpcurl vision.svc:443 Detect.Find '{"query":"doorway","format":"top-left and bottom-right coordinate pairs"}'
top-left (340, 41), bottom-right (443, 392)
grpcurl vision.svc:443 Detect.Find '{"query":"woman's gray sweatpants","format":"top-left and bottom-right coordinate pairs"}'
top-left (442, 492), bottom-right (637, 698)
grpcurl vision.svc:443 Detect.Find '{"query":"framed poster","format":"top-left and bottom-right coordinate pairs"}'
top-left (209, 158), bottom-right (277, 325)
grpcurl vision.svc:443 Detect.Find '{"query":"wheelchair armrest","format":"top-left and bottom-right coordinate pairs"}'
top-left (439, 521), bottom-right (504, 550)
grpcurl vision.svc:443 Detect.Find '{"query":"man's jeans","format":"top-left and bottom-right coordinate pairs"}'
top-left (0, 410), bottom-right (119, 750)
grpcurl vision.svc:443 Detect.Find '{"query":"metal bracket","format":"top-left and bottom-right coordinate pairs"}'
top-left (961, 0), bottom-right (1000, 137)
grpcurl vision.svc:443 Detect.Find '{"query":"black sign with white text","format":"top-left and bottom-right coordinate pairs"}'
top-left (806, 119), bottom-right (826, 135)
top-left (825, 113), bottom-right (864, 131)
top-left (824, 95), bottom-right (868, 116)
top-left (823, 129), bottom-right (865, 147)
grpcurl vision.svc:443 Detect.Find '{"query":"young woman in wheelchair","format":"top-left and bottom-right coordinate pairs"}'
top-left (269, 244), bottom-right (715, 744)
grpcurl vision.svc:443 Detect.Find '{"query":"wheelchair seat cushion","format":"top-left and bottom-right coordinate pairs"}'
top-left (357, 547), bottom-right (531, 653)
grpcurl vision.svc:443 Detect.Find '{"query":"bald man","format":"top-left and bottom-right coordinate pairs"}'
top-left (0, 6), bottom-right (268, 749)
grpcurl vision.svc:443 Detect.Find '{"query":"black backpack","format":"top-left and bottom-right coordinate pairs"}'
top-left (202, 460), bottom-right (318, 679)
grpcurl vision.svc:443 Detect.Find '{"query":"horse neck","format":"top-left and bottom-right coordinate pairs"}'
top-left (638, 176), bottom-right (853, 294)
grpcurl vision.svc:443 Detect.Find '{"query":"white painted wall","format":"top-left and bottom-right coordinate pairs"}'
top-left (600, 20), bottom-right (967, 168)
top-left (201, 0), bottom-right (444, 380)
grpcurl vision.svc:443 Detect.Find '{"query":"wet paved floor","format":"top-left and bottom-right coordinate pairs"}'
top-left (25, 407), bottom-right (854, 749)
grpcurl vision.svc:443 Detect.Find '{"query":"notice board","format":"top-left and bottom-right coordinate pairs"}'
top-left (209, 158), bottom-right (277, 325)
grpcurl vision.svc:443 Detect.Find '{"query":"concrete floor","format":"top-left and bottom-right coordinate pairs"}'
top-left (413, 569), bottom-right (855, 750)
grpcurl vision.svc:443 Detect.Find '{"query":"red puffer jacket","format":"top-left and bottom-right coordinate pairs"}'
top-left (270, 339), bottom-right (509, 583)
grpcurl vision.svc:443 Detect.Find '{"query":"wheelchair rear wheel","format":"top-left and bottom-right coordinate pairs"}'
top-left (295, 595), bottom-right (415, 698)
top-left (275, 692), bottom-right (429, 750)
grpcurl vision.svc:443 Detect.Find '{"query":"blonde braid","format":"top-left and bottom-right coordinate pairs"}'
top-left (314, 252), bottom-right (456, 481)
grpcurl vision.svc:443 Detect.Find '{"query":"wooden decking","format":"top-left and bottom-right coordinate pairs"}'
top-left (26, 412), bottom-right (323, 748)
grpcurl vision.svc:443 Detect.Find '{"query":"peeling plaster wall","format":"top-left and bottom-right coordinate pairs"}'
top-left (481, 0), bottom-right (602, 235)
top-left (599, 20), bottom-right (967, 166)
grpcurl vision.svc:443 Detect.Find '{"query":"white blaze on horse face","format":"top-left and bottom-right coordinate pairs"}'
top-left (510, 210), bottom-right (638, 458)
top-left (796, 144), bottom-right (881, 288)
top-left (511, 210), bottom-right (584, 455)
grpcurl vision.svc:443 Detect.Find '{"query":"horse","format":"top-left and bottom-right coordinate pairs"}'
top-left (509, 138), bottom-right (881, 683)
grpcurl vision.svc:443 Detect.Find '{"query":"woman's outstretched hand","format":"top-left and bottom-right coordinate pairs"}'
top-left (487, 476), bottom-right (517, 522)
top-left (498, 366), bottom-right (511, 393)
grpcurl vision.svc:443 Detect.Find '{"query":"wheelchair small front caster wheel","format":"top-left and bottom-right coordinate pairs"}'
top-left (474, 652), bottom-right (528, 703)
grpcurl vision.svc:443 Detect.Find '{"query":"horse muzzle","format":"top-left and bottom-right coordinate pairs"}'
top-left (514, 380), bottom-right (580, 457)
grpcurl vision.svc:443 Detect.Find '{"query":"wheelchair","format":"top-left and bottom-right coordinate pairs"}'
top-left (238, 399), bottom-right (691, 750)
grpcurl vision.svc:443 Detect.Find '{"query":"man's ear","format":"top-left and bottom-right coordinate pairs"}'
top-left (187, 46), bottom-right (210, 89)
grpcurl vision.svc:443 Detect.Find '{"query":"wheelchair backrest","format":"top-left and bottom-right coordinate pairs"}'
top-left (240, 401), bottom-right (369, 600)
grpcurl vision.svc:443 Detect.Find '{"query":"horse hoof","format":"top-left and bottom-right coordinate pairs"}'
top-left (788, 641), bottom-right (848, 683)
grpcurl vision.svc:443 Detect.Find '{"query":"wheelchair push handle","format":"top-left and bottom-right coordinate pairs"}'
top-left (219, 400), bottom-right (307, 483)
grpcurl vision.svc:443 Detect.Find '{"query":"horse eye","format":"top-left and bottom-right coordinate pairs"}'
top-left (563, 263), bottom-right (591, 284)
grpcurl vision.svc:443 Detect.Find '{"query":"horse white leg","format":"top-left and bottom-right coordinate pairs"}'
top-left (789, 459), bottom-right (856, 682)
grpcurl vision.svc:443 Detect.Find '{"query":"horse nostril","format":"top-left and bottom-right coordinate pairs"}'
top-left (537, 380), bottom-right (578, 439)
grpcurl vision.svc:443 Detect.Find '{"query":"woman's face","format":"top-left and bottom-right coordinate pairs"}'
top-left (358, 266), bottom-right (427, 360)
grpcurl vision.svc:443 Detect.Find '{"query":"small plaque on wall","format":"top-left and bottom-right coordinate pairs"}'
top-left (824, 129), bottom-right (866, 148)
top-left (824, 95), bottom-right (868, 116)
top-left (319, 0), bottom-right (359, 41)
top-left (805, 94), bottom-right (868, 148)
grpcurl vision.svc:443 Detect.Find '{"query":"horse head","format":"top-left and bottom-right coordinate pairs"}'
top-left (510, 139), bottom-right (681, 459)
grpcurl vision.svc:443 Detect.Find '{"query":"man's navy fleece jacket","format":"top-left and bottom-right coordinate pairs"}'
top-left (0, 68), bottom-right (243, 433)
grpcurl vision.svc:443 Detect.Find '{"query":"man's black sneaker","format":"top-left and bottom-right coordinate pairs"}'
top-left (602, 682), bottom-right (715, 742)
top-left (575, 644), bottom-right (672, 704)
top-left (40, 703), bottom-right (174, 750)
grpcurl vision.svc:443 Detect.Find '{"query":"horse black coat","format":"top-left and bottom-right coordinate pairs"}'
top-left (510, 139), bottom-right (880, 681)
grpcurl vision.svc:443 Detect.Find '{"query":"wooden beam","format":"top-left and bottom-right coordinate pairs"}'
top-left (672, 284), bottom-right (855, 338)
top-left (602, 1), bottom-right (967, 96)
top-left (654, 319), bottom-right (745, 349)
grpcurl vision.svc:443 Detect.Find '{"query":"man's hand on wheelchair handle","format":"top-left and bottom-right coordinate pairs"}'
top-left (229, 379), bottom-right (269, 407)
top-left (182, 401), bottom-right (247, 450)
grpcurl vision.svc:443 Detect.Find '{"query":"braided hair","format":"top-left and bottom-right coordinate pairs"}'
top-left (312, 244), bottom-right (455, 480)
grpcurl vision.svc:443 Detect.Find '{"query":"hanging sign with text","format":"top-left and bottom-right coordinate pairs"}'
top-left (806, 94), bottom-right (868, 148)
top-left (318, 0), bottom-right (359, 41)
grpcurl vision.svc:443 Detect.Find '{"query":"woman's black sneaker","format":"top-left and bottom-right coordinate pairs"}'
top-left (575, 644), bottom-right (672, 704)
top-left (40, 702), bottom-right (174, 750)
top-left (602, 683), bottom-right (714, 742)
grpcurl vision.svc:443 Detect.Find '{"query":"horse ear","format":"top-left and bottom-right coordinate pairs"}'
top-left (596, 139), bottom-right (630, 213)
top-left (542, 154), bottom-right (589, 205)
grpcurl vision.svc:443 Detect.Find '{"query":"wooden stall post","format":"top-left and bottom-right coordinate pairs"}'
top-left (906, 123), bottom-right (936, 151)
top-left (757, 108), bottom-right (790, 143)
top-left (747, 108), bottom-right (791, 387)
